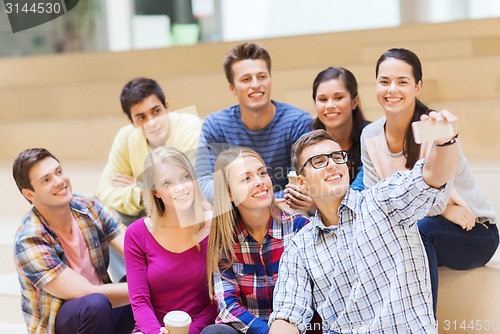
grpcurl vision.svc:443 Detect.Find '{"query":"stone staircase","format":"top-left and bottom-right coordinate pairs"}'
top-left (1, 17), bottom-right (500, 334)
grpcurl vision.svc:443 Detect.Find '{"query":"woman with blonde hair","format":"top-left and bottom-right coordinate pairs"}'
top-left (201, 147), bottom-right (309, 334)
top-left (124, 146), bottom-right (217, 334)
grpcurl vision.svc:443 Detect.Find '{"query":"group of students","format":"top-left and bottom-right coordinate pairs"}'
top-left (12, 41), bottom-right (498, 334)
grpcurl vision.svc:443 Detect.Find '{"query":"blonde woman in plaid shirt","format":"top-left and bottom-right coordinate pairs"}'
top-left (203, 147), bottom-right (309, 334)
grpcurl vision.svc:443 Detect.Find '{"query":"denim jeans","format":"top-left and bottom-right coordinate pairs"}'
top-left (55, 293), bottom-right (135, 334)
top-left (418, 215), bottom-right (499, 315)
top-left (201, 324), bottom-right (239, 334)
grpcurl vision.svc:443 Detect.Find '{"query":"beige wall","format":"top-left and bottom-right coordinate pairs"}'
top-left (1, 18), bottom-right (499, 333)
top-left (0, 18), bottom-right (499, 164)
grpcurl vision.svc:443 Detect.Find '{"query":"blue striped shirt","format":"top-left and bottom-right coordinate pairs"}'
top-left (195, 101), bottom-right (313, 202)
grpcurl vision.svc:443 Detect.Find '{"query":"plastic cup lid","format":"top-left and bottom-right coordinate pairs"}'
top-left (163, 310), bottom-right (192, 327)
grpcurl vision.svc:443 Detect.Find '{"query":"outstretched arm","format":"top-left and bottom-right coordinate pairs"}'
top-left (421, 110), bottom-right (459, 189)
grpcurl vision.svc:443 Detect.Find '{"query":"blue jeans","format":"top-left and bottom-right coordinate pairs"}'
top-left (55, 293), bottom-right (135, 334)
top-left (418, 216), bottom-right (499, 315)
top-left (201, 324), bottom-right (239, 334)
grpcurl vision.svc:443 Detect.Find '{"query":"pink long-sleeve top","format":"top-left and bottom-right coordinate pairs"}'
top-left (124, 218), bottom-right (217, 334)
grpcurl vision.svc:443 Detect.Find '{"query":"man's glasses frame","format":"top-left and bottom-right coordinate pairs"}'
top-left (298, 150), bottom-right (349, 175)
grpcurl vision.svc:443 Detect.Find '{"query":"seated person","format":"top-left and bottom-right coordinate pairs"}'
top-left (284, 66), bottom-right (370, 213)
top-left (12, 148), bottom-right (134, 334)
top-left (195, 42), bottom-right (313, 203)
top-left (202, 147), bottom-right (309, 334)
top-left (270, 110), bottom-right (460, 333)
top-left (98, 77), bottom-right (202, 224)
top-left (362, 48), bottom-right (498, 313)
top-left (124, 146), bottom-right (217, 334)
top-left (97, 77), bottom-right (202, 282)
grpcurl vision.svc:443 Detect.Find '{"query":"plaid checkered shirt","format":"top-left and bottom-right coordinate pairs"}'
top-left (213, 211), bottom-right (309, 334)
top-left (270, 159), bottom-right (443, 334)
top-left (14, 194), bottom-right (126, 334)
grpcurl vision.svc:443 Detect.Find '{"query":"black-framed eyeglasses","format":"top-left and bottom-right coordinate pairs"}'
top-left (298, 150), bottom-right (348, 175)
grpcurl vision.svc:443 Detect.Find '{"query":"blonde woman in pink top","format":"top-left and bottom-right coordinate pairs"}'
top-left (124, 146), bottom-right (217, 334)
top-left (361, 48), bottom-right (498, 314)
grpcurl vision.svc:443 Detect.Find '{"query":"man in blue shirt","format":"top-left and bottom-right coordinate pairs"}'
top-left (195, 42), bottom-right (313, 202)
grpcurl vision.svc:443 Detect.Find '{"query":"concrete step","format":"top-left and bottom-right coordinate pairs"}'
top-left (437, 260), bottom-right (500, 334)
top-left (0, 323), bottom-right (27, 334)
top-left (0, 245), bottom-right (24, 327)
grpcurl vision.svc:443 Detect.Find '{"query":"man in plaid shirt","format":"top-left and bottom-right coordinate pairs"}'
top-left (12, 148), bottom-right (134, 334)
top-left (270, 110), bottom-right (459, 333)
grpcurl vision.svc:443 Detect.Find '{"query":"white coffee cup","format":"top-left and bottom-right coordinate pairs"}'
top-left (287, 170), bottom-right (298, 185)
top-left (163, 310), bottom-right (192, 334)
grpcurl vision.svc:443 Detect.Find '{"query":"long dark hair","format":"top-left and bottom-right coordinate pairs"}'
top-left (376, 48), bottom-right (432, 169)
top-left (312, 66), bottom-right (368, 181)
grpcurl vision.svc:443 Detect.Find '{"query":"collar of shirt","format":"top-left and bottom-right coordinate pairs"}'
top-left (311, 189), bottom-right (361, 244)
top-left (236, 214), bottom-right (285, 244)
top-left (32, 198), bottom-right (91, 234)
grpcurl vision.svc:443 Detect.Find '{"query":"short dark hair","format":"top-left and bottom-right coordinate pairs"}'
top-left (120, 77), bottom-right (166, 121)
top-left (291, 129), bottom-right (337, 174)
top-left (12, 148), bottom-right (59, 193)
top-left (223, 42), bottom-right (271, 85)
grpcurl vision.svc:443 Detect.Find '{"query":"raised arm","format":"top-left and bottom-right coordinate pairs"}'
top-left (421, 110), bottom-right (459, 189)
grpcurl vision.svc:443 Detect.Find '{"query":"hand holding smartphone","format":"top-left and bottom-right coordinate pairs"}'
top-left (412, 120), bottom-right (454, 144)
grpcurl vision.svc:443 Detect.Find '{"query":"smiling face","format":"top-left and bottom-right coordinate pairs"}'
top-left (376, 57), bottom-right (422, 119)
top-left (22, 157), bottom-right (73, 210)
top-left (229, 59), bottom-right (272, 113)
top-left (130, 94), bottom-right (170, 147)
top-left (226, 154), bottom-right (273, 212)
top-left (152, 163), bottom-right (195, 214)
top-left (298, 140), bottom-right (350, 200)
top-left (315, 78), bottom-right (358, 133)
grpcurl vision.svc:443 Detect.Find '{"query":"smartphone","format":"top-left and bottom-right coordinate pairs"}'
top-left (412, 120), bottom-right (454, 144)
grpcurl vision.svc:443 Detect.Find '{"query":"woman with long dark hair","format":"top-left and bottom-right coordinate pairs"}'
top-left (285, 67), bottom-right (369, 212)
top-left (361, 48), bottom-right (498, 313)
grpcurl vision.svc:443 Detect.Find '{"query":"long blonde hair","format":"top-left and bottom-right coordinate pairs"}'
top-left (140, 146), bottom-right (210, 233)
top-left (207, 146), bottom-right (283, 299)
